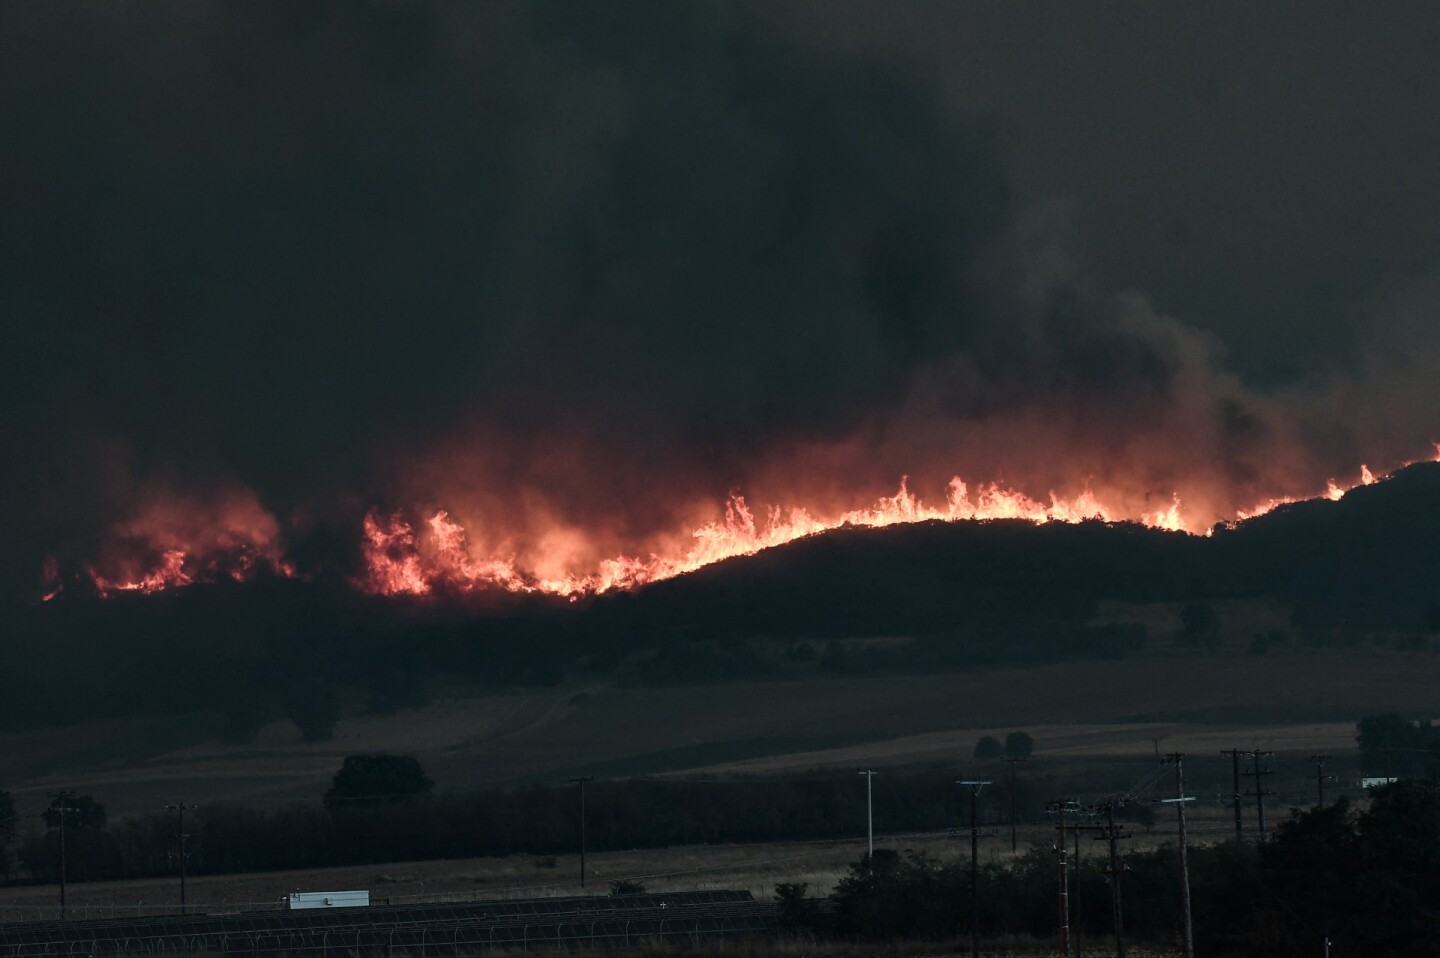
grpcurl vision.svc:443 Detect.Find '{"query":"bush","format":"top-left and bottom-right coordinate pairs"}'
top-left (609, 879), bottom-right (646, 896)
top-left (774, 882), bottom-right (822, 933)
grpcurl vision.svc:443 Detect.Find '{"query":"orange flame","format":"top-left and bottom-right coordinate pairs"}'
top-left (49, 452), bottom-right (1434, 602)
top-left (358, 452), bottom-right (1433, 599)
top-left (48, 489), bottom-right (294, 600)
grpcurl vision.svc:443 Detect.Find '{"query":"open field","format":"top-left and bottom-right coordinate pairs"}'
top-left (3, 646), bottom-right (1434, 822)
top-left (0, 805), bottom-right (1265, 926)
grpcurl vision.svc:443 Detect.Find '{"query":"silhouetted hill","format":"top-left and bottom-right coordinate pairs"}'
top-left (5, 462), bottom-right (1438, 733)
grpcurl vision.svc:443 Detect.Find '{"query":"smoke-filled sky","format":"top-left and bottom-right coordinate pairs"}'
top-left (5, 1), bottom-right (1440, 604)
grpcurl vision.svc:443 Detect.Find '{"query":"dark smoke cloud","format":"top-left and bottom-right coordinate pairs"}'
top-left (3, 1), bottom-right (1439, 600)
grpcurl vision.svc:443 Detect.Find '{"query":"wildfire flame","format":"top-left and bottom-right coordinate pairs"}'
top-left (357, 462), bottom-right (1395, 598)
top-left (45, 452), bottom-right (1438, 603)
top-left (43, 489), bottom-right (294, 600)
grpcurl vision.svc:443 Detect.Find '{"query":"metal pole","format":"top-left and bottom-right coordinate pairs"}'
top-left (859, 770), bottom-right (875, 859)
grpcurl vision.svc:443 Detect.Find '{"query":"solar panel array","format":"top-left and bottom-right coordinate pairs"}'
top-left (0, 889), bottom-right (776, 956)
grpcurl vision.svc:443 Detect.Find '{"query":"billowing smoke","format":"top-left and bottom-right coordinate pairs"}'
top-left (4, 2), bottom-right (1438, 603)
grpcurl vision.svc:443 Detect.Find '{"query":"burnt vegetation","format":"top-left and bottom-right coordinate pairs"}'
top-left (3, 463), bottom-right (1439, 738)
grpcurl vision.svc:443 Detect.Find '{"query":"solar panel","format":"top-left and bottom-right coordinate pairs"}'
top-left (0, 890), bottom-right (776, 956)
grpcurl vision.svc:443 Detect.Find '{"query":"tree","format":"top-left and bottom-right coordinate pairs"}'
top-left (1004, 731), bottom-right (1034, 761)
top-left (324, 755), bottom-right (434, 813)
top-left (973, 736), bottom-right (1003, 760)
top-left (1356, 713), bottom-right (1440, 777)
top-left (830, 849), bottom-right (963, 939)
top-left (44, 793), bottom-right (106, 830)
top-left (26, 793), bottom-right (121, 883)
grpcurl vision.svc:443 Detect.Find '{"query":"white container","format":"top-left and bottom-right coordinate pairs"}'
top-left (288, 890), bottom-right (370, 909)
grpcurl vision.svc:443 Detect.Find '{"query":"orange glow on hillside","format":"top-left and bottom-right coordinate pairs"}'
top-left (357, 462), bottom-right (1396, 598)
top-left (45, 489), bottom-right (294, 600)
top-left (47, 454), bottom-right (1436, 603)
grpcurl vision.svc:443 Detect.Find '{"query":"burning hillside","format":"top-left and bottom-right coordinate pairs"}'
top-left (41, 453), bottom-right (1435, 603)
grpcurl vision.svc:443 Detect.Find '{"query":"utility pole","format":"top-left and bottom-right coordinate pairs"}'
top-left (45, 790), bottom-right (76, 920)
top-left (1067, 812), bottom-right (1108, 958)
top-left (1220, 749), bottom-right (1245, 841)
top-left (1093, 802), bottom-right (1131, 958)
top-left (1161, 754), bottom-right (1195, 958)
top-left (859, 770), bottom-right (876, 860)
top-left (1050, 800), bottom-right (1073, 958)
top-left (1311, 755), bottom-right (1331, 808)
top-left (1244, 751), bottom-right (1274, 836)
top-left (1073, 821), bottom-right (1084, 958)
top-left (166, 803), bottom-right (191, 913)
top-left (569, 778), bottom-right (593, 888)
top-left (1002, 757), bottom-right (1026, 853)
top-left (959, 780), bottom-right (990, 958)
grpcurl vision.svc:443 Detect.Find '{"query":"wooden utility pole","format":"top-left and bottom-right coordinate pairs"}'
top-left (1093, 802), bottom-right (1131, 958)
top-left (1050, 801), bottom-right (1074, 958)
top-left (959, 780), bottom-right (990, 958)
top-left (1311, 755), bottom-right (1331, 807)
top-left (569, 778), bottom-right (594, 888)
top-left (1220, 749), bottom-right (1245, 840)
top-left (1073, 822), bottom-right (1084, 958)
top-left (1002, 757), bottom-right (1025, 853)
top-left (45, 790), bottom-right (76, 921)
top-left (1161, 754), bottom-right (1195, 958)
top-left (166, 802), bottom-right (191, 913)
top-left (1244, 751), bottom-right (1274, 835)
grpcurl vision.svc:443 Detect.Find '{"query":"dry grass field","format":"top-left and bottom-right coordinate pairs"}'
top-left (3, 644), bottom-right (1433, 822)
top-left (0, 816), bottom-right (1226, 926)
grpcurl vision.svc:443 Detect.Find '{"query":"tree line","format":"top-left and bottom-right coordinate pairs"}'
top-left (0, 751), bottom-right (1119, 885)
top-left (783, 779), bottom-right (1439, 957)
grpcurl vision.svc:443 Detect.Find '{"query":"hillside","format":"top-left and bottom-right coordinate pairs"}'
top-left (2, 463), bottom-right (1438, 820)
